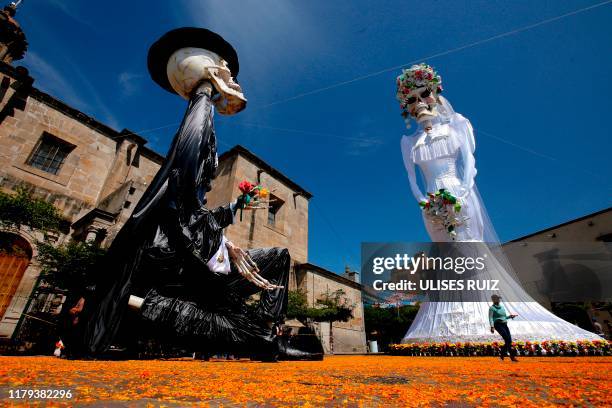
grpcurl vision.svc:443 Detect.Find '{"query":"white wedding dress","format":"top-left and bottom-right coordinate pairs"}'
top-left (400, 97), bottom-right (601, 343)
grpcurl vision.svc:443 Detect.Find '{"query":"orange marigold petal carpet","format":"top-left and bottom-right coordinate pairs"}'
top-left (1, 356), bottom-right (610, 407)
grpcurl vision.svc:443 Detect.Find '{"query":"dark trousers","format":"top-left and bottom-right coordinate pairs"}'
top-left (223, 247), bottom-right (290, 323)
top-left (494, 320), bottom-right (514, 356)
top-left (139, 247), bottom-right (290, 350)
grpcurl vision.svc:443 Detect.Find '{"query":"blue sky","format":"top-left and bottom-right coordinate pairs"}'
top-left (16, 0), bottom-right (612, 274)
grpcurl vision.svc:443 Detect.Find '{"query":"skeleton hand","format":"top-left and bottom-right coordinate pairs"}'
top-left (225, 241), bottom-right (283, 291)
top-left (235, 194), bottom-right (270, 212)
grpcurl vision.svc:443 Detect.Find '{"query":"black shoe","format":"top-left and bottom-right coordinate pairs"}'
top-left (499, 353), bottom-right (505, 361)
top-left (510, 356), bottom-right (519, 362)
top-left (279, 345), bottom-right (323, 361)
top-left (252, 344), bottom-right (279, 362)
top-left (277, 337), bottom-right (323, 361)
top-left (256, 351), bottom-right (279, 362)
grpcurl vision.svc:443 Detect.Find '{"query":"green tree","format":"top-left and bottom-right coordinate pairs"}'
top-left (311, 289), bottom-right (354, 353)
top-left (0, 186), bottom-right (64, 232)
top-left (36, 240), bottom-right (106, 291)
top-left (364, 304), bottom-right (420, 351)
top-left (287, 288), bottom-right (310, 322)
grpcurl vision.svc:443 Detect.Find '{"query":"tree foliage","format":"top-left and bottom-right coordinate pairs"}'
top-left (36, 240), bottom-right (106, 291)
top-left (364, 304), bottom-right (420, 351)
top-left (0, 186), bottom-right (64, 232)
top-left (287, 288), bottom-right (355, 324)
top-left (287, 288), bottom-right (310, 322)
top-left (310, 289), bottom-right (354, 323)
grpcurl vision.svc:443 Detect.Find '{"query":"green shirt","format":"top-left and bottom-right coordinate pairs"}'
top-left (489, 304), bottom-right (509, 326)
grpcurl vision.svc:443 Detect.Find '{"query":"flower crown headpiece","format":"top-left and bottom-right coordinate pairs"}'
top-left (396, 63), bottom-right (443, 110)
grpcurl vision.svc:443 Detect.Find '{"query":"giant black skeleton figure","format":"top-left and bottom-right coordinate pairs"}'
top-left (78, 28), bottom-right (317, 360)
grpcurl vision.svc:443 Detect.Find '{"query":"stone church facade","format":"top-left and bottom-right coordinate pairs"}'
top-left (0, 61), bottom-right (163, 339)
top-left (0, 8), bottom-right (366, 351)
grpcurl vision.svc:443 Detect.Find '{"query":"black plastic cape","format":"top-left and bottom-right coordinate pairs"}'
top-left (80, 90), bottom-right (239, 355)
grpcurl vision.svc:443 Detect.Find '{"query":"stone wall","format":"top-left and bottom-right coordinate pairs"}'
top-left (503, 208), bottom-right (612, 309)
top-left (0, 75), bottom-right (115, 219)
top-left (0, 66), bottom-right (163, 244)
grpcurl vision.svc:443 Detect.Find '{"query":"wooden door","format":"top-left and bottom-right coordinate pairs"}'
top-left (0, 248), bottom-right (30, 319)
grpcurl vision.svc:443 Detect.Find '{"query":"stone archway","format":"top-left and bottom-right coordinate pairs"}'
top-left (0, 232), bottom-right (33, 320)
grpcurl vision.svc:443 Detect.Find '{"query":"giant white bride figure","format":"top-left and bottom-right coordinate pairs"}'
top-left (398, 63), bottom-right (600, 343)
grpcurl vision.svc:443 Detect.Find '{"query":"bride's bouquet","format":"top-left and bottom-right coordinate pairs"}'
top-left (419, 189), bottom-right (465, 239)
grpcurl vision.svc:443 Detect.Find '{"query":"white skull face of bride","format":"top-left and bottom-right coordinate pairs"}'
top-left (402, 86), bottom-right (439, 129)
top-left (167, 47), bottom-right (247, 114)
top-left (396, 63), bottom-right (443, 131)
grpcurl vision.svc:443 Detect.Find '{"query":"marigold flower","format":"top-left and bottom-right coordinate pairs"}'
top-left (258, 187), bottom-right (269, 199)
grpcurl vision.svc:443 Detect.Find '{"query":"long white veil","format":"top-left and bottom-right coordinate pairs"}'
top-left (401, 95), bottom-right (603, 343)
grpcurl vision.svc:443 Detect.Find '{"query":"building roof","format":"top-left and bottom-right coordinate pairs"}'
top-left (0, 61), bottom-right (164, 164)
top-left (507, 206), bottom-right (612, 242)
top-left (219, 144), bottom-right (313, 199)
top-left (297, 262), bottom-right (362, 290)
top-left (1, 61), bottom-right (323, 187)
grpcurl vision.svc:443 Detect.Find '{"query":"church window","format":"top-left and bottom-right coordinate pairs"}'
top-left (268, 194), bottom-right (283, 226)
top-left (27, 133), bottom-right (75, 175)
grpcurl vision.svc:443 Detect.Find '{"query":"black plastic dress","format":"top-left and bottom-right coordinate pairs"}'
top-left (79, 89), bottom-right (288, 356)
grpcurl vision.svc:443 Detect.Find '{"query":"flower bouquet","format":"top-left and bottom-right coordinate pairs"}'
top-left (419, 189), bottom-right (466, 240)
top-left (236, 180), bottom-right (272, 221)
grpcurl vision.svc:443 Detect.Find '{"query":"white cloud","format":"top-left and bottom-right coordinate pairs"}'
top-left (118, 71), bottom-right (142, 97)
top-left (345, 134), bottom-right (384, 156)
top-left (181, 0), bottom-right (322, 76)
top-left (69, 63), bottom-right (120, 130)
top-left (23, 51), bottom-right (90, 111)
top-left (46, 0), bottom-right (98, 31)
top-left (23, 52), bottom-right (121, 130)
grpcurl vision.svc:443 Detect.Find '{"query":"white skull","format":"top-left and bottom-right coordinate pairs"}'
top-left (403, 86), bottom-right (439, 131)
top-left (167, 47), bottom-right (247, 114)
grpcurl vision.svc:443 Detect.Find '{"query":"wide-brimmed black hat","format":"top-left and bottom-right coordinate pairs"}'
top-left (147, 27), bottom-right (239, 95)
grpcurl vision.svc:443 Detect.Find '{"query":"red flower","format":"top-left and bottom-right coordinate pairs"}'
top-left (238, 180), bottom-right (253, 194)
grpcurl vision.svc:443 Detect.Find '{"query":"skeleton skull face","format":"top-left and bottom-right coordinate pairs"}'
top-left (396, 63), bottom-right (443, 131)
top-left (402, 86), bottom-right (439, 131)
top-left (167, 47), bottom-right (247, 114)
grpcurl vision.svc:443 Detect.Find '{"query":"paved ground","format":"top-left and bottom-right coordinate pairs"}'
top-left (1, 355), bottom-right (610, 407)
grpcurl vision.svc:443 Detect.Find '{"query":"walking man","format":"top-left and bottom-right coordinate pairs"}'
top-left (489, 294), bottom-right (518, 362)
